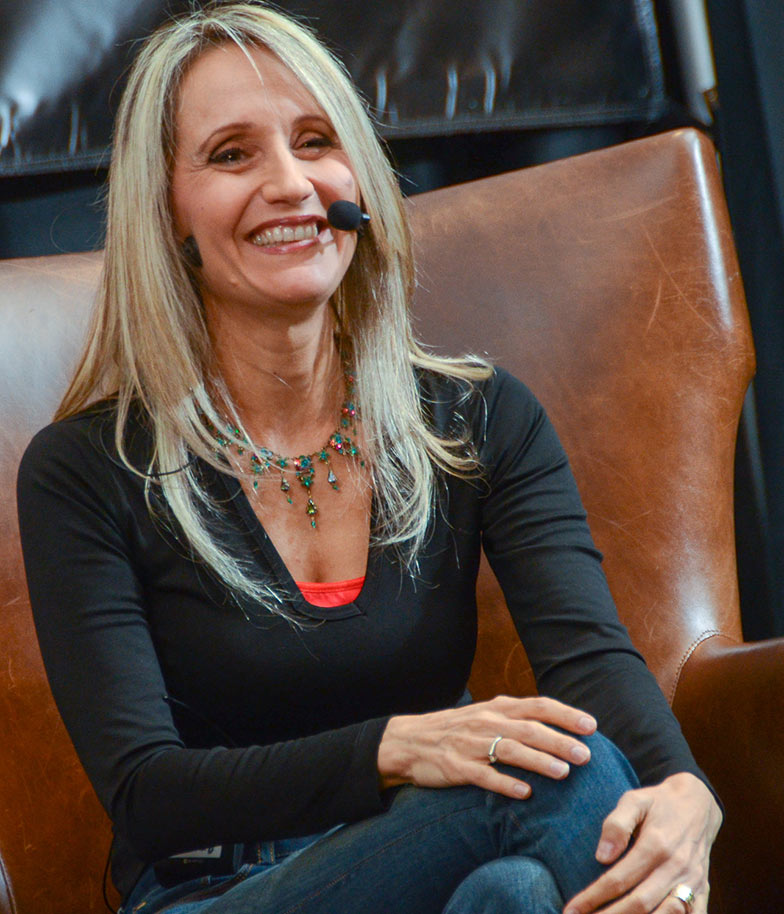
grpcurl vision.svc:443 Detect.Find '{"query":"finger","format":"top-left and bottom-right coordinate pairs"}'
top-left (595, 790), bottom-right (652, 863)
top-left (573, 873), bottom-right (673, 914)
top-left (696, 882), bottom-right (710, 914)
top-left (565, 828), bottom-right (679, 914)
top-left (659, 887), bottom-right (708, 914)
top-left (563, 861), bottom-right (656, 914)
top-left (463, 760), bottom-right (533, 800)
top-left (484, 734), bottom-right (574, 780)
top-left (500, 718), bottom-right (593, 766)
top-left (491, 695), bottom-right (597, 735)
top-left (566, 868), bottom-right (705, 914)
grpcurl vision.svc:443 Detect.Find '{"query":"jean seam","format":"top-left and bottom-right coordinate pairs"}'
top-left (279, 800), bottom-right (483, 914)
top-left (150, 865), bottom-right (253, 913)
top-left (506, 806), bottom-right (540, 871)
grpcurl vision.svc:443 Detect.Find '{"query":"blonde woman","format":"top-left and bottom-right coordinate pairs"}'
top-left (17, 4), bottom-right (720, 913)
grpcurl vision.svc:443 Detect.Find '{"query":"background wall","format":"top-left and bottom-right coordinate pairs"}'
top-left (705, 0), bottom-right (784, 639)
top-left (0, 0), bottom-right (663, 253)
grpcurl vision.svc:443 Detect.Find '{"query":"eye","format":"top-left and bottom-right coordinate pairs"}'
top-left (296, 133), bottom-right (336, 156)
top-left (208, 146), bottom-right (247, 166)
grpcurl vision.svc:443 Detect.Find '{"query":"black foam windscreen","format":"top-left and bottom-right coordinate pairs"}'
top-left (327, 201), bottom-right (370, 232)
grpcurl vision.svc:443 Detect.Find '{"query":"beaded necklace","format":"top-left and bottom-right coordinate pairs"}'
top-left (207, 375), bottom-right (363, 529)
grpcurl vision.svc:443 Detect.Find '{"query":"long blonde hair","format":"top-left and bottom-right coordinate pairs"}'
top-left (57, 1), bottom-right (491, 624)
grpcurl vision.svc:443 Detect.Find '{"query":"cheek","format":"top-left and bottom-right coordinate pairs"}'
top-left (330, 157), bottom-right (360, 201)
top-left (170, 173), bottom-right (210, 241)
top-left (171, 171), bottom-right (240, 240)
top-left (343, 169), bottom-right (359, 198)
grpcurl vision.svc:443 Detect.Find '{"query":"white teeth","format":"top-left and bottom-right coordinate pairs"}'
top-left (251, 222), bottom-right (319, 247)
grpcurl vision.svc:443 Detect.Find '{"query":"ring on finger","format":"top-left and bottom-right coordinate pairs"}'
top-left (668, 883), bottom-right (696, 912)
top-left (487, 735), bottom-right (503, 764)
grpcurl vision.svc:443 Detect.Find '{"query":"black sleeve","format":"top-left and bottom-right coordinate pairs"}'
top-left (16, 419), bottom-right (388, 864)
top-left (477, 369), bottom-right (713, 791)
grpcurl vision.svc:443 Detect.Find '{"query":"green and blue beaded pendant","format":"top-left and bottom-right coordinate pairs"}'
top-left (208, 375), bottom-right (363, 529)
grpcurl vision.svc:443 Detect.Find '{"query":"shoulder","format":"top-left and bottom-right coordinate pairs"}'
top-left (416, 365), bottom-right (545, 441)
top-left (18, 399), bottom-right (149, 491)
top-left (20, 402), bottom-right (113, 474)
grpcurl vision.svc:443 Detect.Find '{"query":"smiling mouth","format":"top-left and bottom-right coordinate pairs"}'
top-left (250, 220), bottom-right (323, 248)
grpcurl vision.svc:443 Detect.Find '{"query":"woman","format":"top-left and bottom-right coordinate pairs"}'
top-left (16, 3), bottom-right (721, 913)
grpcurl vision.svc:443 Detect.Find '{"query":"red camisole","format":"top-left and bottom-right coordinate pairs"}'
top-left (296, 576), bottom-right (365, 607)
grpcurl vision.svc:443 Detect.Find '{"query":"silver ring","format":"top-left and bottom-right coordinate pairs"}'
top-left (668, 884), bottom-right (696, 911)
top-left (487, 735), bottom-right (503, 764)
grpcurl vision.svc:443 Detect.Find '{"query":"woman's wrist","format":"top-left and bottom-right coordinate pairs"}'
top-left (377, 715), bottom-right (415, 790)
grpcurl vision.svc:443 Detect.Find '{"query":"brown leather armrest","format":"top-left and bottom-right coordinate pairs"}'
top-left (673, 635), bottom-right (784, 914)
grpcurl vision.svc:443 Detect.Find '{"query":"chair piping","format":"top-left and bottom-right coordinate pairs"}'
top-left (667, 629), bottom-right (724, 704)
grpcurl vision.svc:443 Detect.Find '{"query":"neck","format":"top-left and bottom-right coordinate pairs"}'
top-left (206, 298), bottom-right (346, 454)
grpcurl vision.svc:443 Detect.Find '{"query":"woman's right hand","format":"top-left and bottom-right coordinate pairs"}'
top-left (377, 695), bottom-right (597, 798)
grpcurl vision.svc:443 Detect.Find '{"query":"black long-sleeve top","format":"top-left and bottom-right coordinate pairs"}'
top-left (17, 368), bottom-right (710, 897)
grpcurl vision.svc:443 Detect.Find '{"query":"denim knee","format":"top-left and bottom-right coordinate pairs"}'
top-left (563, 730), bottom-right (640, 805)
top-left (485, 730), bottom-right (639, 901)
top-left (494, 729), bottom-right (638, 809)
top-left (443, 857), bottom-right (562, 914)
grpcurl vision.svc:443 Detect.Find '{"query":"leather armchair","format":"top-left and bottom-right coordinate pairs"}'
top-left (0, 128), bottom-right (779, 913)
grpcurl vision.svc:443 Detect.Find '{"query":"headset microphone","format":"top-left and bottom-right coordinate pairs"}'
top-left (327, 200), bottom-right (371, 233)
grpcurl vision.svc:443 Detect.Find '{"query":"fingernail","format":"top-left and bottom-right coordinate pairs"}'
top-left (596, 840), bottom-right (615, 862)
top-left (513, 783), bottom-right (531, 798)
top-left (564, 908), bottom-right (578, 914)
top-left (577, 716), bottom-right (595, 733)
top-left (550, 760), bottom-right (570, 778)
top-left (571, 744), bottom-right (590, 763)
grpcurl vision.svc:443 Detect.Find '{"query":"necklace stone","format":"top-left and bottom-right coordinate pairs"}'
top-left (208, 375), bottom-right (363, 529)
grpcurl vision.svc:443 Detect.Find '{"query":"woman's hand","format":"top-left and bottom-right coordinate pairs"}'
top-left (377, 695), bottom-right (596, 798)
top-left (563, 773), bottom-right (722, 914)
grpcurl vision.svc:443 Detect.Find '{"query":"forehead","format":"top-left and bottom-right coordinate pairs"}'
top-left (175, 42), bottom-right (327, 139)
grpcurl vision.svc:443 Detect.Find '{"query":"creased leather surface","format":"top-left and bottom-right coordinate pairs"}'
top-left (0, 0), bottom-right (663, 175)
top-left (0, 131), bottom-right (766, 912)
top-left (0, 252), bottom-right (113, 914)
top-left (410, 129), bottom-right (752, 704)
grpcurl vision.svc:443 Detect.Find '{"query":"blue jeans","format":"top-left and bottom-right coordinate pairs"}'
top-left (121, 732), bottom-right (638, 914)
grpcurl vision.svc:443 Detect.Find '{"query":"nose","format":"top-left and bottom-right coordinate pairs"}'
top-left (260, 143), bottom-right (314, 206)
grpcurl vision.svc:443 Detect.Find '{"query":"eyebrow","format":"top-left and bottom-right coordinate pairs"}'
top-left (194, 112), bottom-right (334, 158)
top-left (191, 111), bottom-right (335, 156)
top-left (196, 122), bottom-right (256, 157)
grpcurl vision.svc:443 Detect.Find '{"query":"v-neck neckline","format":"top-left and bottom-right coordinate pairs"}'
top-left (216, 470), bottom-right (375, 621)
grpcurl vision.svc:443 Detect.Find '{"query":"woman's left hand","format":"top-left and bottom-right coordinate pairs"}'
top-left (563, 772), bottom-right (722, 914)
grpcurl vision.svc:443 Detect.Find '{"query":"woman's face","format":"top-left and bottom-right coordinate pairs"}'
top-left (170, 42), bottom-right (359, 319)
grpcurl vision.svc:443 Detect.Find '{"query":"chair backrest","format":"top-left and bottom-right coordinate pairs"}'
top-left (0, 128), bottom-right (752, 912)
top-left (409, 128), bottom-right (751, 705)
top-left (0, 255), bottom-right (110, 912)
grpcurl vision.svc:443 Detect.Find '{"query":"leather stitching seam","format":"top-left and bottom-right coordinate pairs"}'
top-left (668, 629), bottom-right (722, 704)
